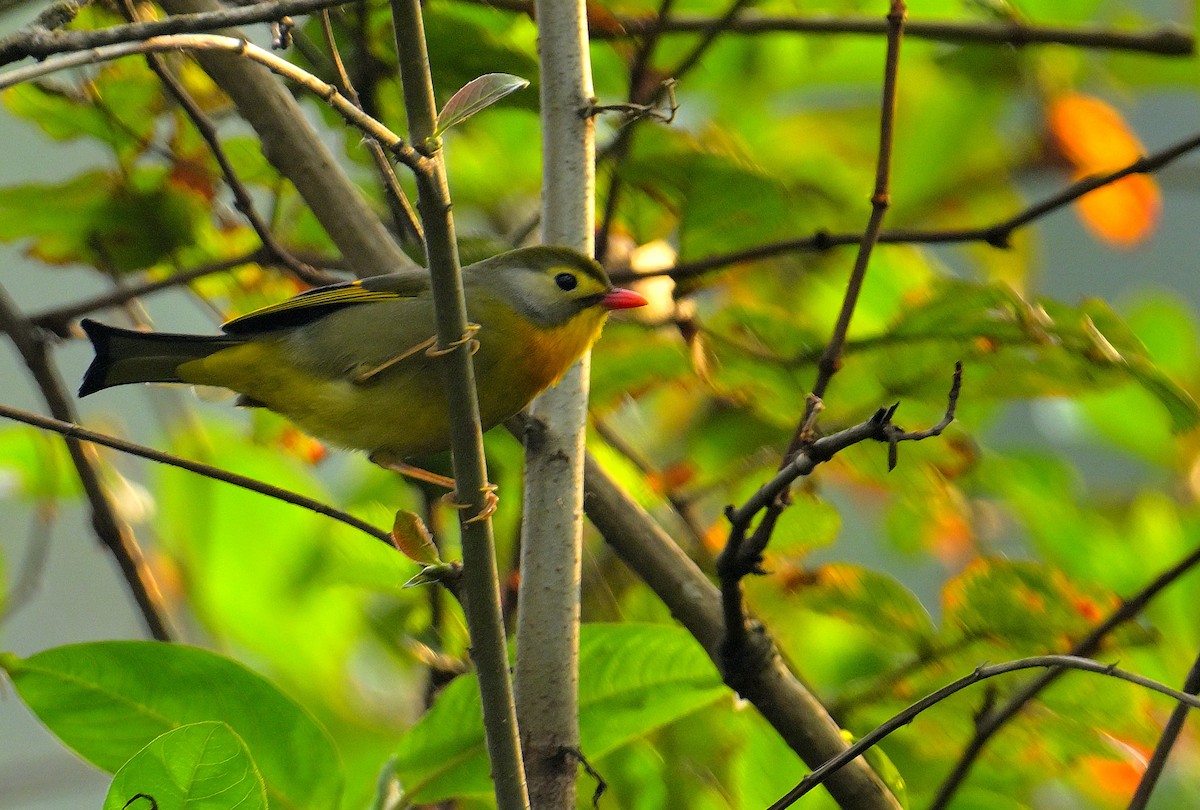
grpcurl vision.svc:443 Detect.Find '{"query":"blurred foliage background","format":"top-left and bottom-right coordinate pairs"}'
top-left (2, 0), bottom-right (1200, 807)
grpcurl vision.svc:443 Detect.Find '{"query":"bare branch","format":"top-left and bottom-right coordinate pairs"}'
top-left (580, 450), bottom-right (902, 810)
top-left (716, 1), bottom-right (910, 669)
top-left (0, 34), bottom-right (426, 172)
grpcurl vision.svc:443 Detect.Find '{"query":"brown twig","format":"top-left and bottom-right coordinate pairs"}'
top-left (467, 0), bottom-right (1193, 55)
top-left (718, 361), bottom-right (959, 603)
top-left (112, 0), bottom-right (333, 288)
top-left (317, 10), bottom-right (424, 248)
top-left (715, 1), bottom-right (909, 667)
top-left (0, 287), bottom-right (172, 639)
top-left (0, 402), bottom-right (394, 546)
top-left (795, 0), bottom-right (904, 445)
top-left (716, 363), bottom-right (957, 699)
top-left (582, 451), bottom-right (902, 809)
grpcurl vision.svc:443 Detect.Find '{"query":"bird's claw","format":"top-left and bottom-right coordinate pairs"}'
top-left (444, 483), bottom-right (499, 523)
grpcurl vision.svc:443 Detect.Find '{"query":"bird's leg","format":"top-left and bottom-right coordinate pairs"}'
top-left (368, 453), bottom-right (499, 520)
top-left (352, 336), bottom-right (437, 384)
top-left (368, 451), bottom-right (457, 490)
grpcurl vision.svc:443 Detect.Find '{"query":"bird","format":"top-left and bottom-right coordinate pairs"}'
top-left (78, 246), bottom-right (647, 464)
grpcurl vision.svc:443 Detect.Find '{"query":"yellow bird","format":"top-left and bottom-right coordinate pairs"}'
top-left (79, 246), bottom-right (646, 459)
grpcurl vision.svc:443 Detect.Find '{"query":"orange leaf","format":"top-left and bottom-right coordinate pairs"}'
top-left (1046, 93), bottom-right (1160, 247)
top-left (1075, 173), bottom-right (1160, 248)
top-left (391, 509), bottom-right (440, 565)
top-left (1048, 93), bottom-right (1143, 169)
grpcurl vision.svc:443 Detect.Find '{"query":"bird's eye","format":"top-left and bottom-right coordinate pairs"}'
top-left (554, 272), bottom-right (578, 291)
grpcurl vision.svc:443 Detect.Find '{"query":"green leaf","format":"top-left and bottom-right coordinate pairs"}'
top-left (0, 169), bottom-right (202, 272)
top-left (941, 558), bottom-right (1124, 652)
top-left (103, 722), bottom-right (267, 810)
top-left (393, 624), bottom-right (726, 803)
top-left (797, 564), bottom-right (935, 647)
top-left (1, 642), bottom-right (342, 810)
top-left (155, 421), bottom-right (413, 699)
top-left (435, 73), bottom-right (529, 135)
top-left (844, 279), bottom-right (1200, 430)
top-left (0, 426), bottom-right (80, 499)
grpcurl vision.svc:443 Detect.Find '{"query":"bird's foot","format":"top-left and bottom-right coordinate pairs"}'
top-left (443, 483), bottom-right (500, 523)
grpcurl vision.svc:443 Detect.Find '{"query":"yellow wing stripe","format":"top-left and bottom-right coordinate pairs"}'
top-left (222, 284), bottom-right (404, 333)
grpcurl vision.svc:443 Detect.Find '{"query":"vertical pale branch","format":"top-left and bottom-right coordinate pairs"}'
top-left (387, 1), bottom-right (529, 808)
top-left (512, 0), bottom-right (594, 805)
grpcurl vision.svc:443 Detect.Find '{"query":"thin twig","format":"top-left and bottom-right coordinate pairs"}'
top-left (317, 10), bottom-right (424, 247)
top-left (716, 361), bottom-right (956, 684)
top-left (768, 655), bottom-right (1200, 810)
top-left (465, 0), bottom-right (1194, 55)
top-left (930, 540), bottom-right (1200, 808)
top-left (0, 402), bottom-right (394, 546)
top-left (797, 0), bottom-right (905, 438)
top-left (0, 288), bottom-right (172, 639)
top-left (715, 0), bottom-right (908, 664)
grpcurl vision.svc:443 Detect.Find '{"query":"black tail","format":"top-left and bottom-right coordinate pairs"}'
top-left (78, 319), bottom-right (244, 397)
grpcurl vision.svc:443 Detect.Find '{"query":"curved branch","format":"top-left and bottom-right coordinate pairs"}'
top-left (769, 655), bottom-right (1200, 810)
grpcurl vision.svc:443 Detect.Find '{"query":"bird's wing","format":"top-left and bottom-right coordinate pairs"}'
top-left (222, 271), bottom-right (431, 335)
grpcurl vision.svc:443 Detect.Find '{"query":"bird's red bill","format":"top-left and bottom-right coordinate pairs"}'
top-left (601, 288), bottom-right (648, 310)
